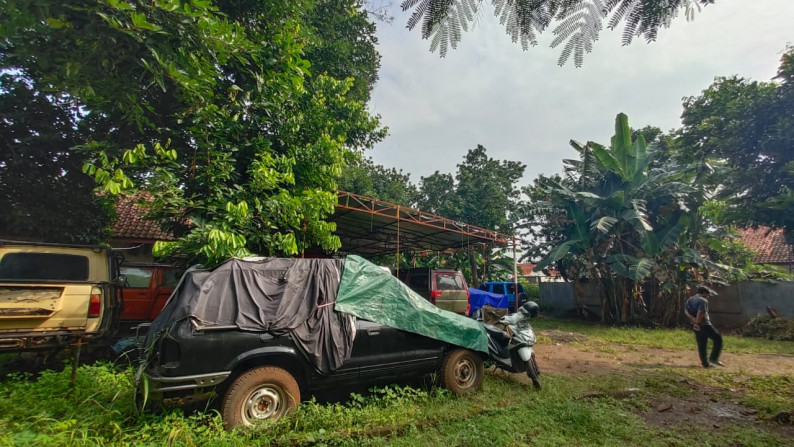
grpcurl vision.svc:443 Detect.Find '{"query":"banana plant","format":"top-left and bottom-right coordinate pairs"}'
top-left (527, 113), bottom-right (710, 324)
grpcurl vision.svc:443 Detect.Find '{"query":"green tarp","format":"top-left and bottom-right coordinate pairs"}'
top-left (336, 255), bottom-right (488, 353)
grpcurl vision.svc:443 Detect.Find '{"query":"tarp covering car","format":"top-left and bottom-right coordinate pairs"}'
top-left (144, 257), bottom-right (354, 374)
top-left (145, 255), bottom-right (487, 375)
top-left (336, 255), bottom-right (487, 353)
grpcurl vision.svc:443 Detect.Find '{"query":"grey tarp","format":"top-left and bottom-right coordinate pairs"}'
top-left (335, 255), bottom-right (488, 353)
top-left (145, 257), bottom-right (354, 374)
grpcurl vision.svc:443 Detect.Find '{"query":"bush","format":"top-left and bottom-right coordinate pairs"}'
top-left (742, 315), bottom-right (794, 341)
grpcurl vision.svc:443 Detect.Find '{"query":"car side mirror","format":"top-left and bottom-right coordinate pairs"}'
top-left (115, 275), bottom-right (127, 288)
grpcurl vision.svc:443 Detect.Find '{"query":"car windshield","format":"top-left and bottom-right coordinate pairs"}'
top-left (435, 273), bottom-right (464, 291)
top-left (508, 284), bottom-right (524, 294)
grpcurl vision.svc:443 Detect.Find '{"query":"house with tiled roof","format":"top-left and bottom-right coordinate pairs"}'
top-left (515, 263), bottom-right (563, 283)
top-left (111, 195), bottom-right (175, 262)
top-left (737, 227), bottom-right (793, 270)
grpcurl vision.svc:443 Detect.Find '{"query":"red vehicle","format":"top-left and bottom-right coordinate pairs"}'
top-left (119, 263), bottom-right (182, 323)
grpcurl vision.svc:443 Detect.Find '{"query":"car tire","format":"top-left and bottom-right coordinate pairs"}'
top-left (221, 366), bottom-right (300, 429)
top-left (526, 353), bottom-right (542, 390)
top-left (440, 349), bottom-right (484, 395)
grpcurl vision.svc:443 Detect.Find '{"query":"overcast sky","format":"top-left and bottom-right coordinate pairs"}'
top-left (367, 1), bottom-right (794, 188)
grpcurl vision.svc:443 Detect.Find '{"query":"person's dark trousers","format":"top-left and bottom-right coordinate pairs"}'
top-left (694, 324), bottom-right (723, 366)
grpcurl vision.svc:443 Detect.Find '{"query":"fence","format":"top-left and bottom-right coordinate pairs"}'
top-left (539, 281), bottom-right (794, 328)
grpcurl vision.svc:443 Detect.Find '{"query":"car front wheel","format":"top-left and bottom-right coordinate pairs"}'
top-left (221, 366), bottom-right (300, 429)
top-left (440, 349), bottom-right (484, 395)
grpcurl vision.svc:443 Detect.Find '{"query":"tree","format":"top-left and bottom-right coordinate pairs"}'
top-left (416, 171), bottom-right (461, 218)
top-left (677, 47), bottom-right (794, 233)
top-left (455, 145), bottom-right (525, 232)
top-left (338, 155), bottom-right (419, 206)
top-left (1, 1), bottom-right (385, 264)
top-left (416, 145), bottom-right (526, 285)
top-left (1, 1), bottom-right (238, 241)
top-left (305, 0), bottom-right (382, 103)
top-left (0, 75), bottom-right (113, 243)
top-left (401, 0), bottom-right (716, 66)
top-left (521, 113), bottom-right (728, 325)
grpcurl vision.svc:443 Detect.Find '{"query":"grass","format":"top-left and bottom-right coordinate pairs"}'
top-left (532, 318), bottom-right (794, 355)
top-left (1, 320), bottom-right (792, 446)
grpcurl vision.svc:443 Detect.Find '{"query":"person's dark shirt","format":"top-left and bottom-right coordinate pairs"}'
top-left (685, 294), bottom-right (710, 325)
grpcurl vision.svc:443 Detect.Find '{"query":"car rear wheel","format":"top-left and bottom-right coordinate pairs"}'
top-left (221, 366), bottom-right (300, 429)
top-left (440, 349), bottom-right (484, 395)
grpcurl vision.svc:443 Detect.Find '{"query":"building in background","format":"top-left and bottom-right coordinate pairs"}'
top-left (737, 227), bottom-right (793, 274)
top-left (111, 195), bottom-right (174, 263)
top-left (515, 263), bottom-right (563, 283)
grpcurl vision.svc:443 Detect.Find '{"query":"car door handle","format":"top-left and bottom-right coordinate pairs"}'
top-left (367, 328), bottom-right (380, 336)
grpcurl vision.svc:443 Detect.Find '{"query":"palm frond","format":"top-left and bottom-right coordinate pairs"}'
top-left (401, 0), bottom-right (480, 57)
top-left (550, 0), bottom-right (605, 66)
top-left (402, 0), bottom-right (710, 66)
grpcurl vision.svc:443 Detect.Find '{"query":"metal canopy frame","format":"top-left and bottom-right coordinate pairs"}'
top-left (331, 191), bottom-right (513, 257)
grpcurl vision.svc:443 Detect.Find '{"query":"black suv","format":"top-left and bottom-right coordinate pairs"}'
top-left (137, 257), bottom-right (485, 429)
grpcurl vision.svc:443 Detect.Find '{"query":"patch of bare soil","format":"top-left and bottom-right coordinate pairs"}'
top-left (642, 394), bottom-right (794, 440)
top-left (537, 330), bottom-right (794, 376)
top-left (527, 330), bottom-right (794, 440)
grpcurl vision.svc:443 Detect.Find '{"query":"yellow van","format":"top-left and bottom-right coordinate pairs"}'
top-left (0, 241), bottom-right (121, 352)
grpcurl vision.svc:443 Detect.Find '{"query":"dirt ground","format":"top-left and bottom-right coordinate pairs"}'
top-left (524, 330), bottom-right (794, 440)
top-left (536, 330), bottom-right (794, 376)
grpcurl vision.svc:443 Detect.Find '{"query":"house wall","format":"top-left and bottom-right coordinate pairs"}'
top-left (537, 282), bottom-right (576, 317)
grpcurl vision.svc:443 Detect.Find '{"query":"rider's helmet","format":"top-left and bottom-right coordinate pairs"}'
top-left (519, 301), bottom-right (539, 318)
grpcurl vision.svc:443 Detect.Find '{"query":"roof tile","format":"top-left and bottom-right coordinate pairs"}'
top-left (737, 227), bottom-right (792, 264)
top-left (112, 194), bottom-right (175, 241)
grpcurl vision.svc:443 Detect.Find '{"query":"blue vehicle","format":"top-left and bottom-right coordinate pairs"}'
top-left (478, 282), bottom-right (527, 309)
top-left (467, 287), bottom-right (508, 316)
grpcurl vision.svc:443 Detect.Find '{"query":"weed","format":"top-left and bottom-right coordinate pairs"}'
top-left (2, 321), bottom-right (793, 446)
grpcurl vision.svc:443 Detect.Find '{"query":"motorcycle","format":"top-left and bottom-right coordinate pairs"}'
top-left (473, 301), bottom-right (542, 389)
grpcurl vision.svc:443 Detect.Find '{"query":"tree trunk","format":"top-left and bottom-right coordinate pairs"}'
top-left (468, 251), bottom-right (480, 288)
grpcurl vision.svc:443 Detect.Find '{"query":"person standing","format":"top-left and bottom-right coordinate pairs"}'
top-left (684, 287), bottom-right (724, 368)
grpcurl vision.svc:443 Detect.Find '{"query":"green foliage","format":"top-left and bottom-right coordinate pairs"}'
top-left (742, 315), bottom-right (794, 341)
top-left (415, 171), bottom-right (460, 218)
top-left (338, 155), bottom-right (419, 206)
top-left (304, 0), bottom-right (381, 104)
top-left (416, 145), bottom-right (525, 233)
top-left (1, 0), bottom-right (384, 263)
top-left (0, 75), bottom-right (114, 243)
top-left (415, 145), bottom-right (525, 286)
top-left (402, 0), bottom-right (716, 66)
top-left (455, 145), bottom-right (526, 233)
top-left (678, 46), bottom-right (794, 233)
top-left (521, 113), bottom-right (727, 325)
top-left (519, 279), bottom-right (542, 301)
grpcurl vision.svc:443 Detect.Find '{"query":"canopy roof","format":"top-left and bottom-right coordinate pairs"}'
top-left (330, 191), bottom-right (513, 257)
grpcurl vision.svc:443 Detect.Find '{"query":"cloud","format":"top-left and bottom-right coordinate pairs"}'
top-left (369, 1), bottom-right (794, 186)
